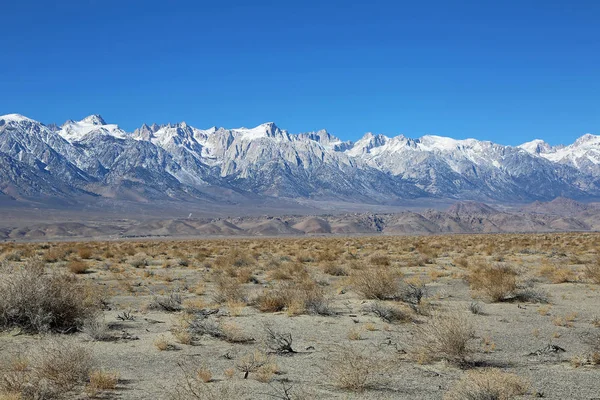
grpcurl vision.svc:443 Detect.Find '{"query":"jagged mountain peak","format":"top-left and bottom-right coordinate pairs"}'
top-left (519, 139), bottom-right (552, 154)
top-left (232, 122), bottom-right (285, 140)
top-left (573, 133), bottom-right (600, 147)
top-left (80, 114), bottom-right (106, 125)
top-left (417, 135), bottom-right (482, 151)
top-left (59, 115), bottom-right (126, 142)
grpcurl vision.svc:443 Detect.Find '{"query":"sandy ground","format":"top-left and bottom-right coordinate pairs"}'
top-left (1, 233), bottom-right (599, 399)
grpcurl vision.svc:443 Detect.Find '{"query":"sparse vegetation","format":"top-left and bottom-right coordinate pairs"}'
top-left (0, 339), bottom-right (94, 399)
top-left (325, 346), bottom-right (387, 392)
top-left (469, 263), bottom-right (517, 302)
top-left (413, 310), bottom-right (476, 365)
top-left (0, 264), bottom-right (102, 333)
top-left (444, 368), bottom-right (529, 400)
top-left (1, 232), bottom-right (599, 398)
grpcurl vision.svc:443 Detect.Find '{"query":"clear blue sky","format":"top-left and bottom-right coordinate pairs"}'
top-left (1, 0), bottom-right (598, 145)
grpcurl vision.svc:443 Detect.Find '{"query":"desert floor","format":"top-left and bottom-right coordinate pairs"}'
top-left (1, 233), bottom-right (599, 399)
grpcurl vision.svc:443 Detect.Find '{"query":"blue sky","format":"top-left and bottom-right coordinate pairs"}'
top-left (1, 0), bottom-right (598, 145)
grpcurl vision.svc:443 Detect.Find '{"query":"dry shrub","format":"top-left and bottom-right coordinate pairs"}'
top-left (76, 247), bottom-right (93, 260)
top-left (3, 250), bottom-right (23, 262)
top-left (86, 370), bottom-right (119, 396)
top-left (0, 339), bottom-right (93, 399)
top-left (352, 267), bottom-right (402, 300)
top-left (214, 249), bottom-right (254, 270)
top-left (149, 291), bottom-right (183, 312)
top-left (256, 280), bottom-right (332, 315)
top-left (42, 247), bottom-right (69, 263)
top-left (154, 335), bottom-right (171, 351)
top-left (179, 315), bottom-right (253, 344)
top-left (67, 260), bottom-right (89, 274)
top-left (173, 361), bottom-right (244, 400)
top-left (364, 301), bottom-right (411, 323)
top-left (584, 259), bottom-right (600, 284)
top-left (296, 251), bottom-right (314, 263)
top-left (322, 263), bottom-right (348, 276)
top-left (0, 267), bottom-right (102, 333)
top-left (130, 255), bottom-right (148, 268)
top-left (413, 311), bottom-right (476, 365)
top-left (539, 264), bottom-right (576, 283)
top-left (444, 368), bottom-right (528, 400)
top-left (469, 264), bottom-right (516, 302)
top-left (234, 350), bottom-right (271, 379)
top-left (369, 253), bottom-right (391, 266)
top-left (213, 276), bottom-right (247, 304)
top-left (325, 346), bottom-right (387, 392)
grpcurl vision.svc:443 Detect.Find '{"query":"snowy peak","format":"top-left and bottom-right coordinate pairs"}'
top-left (80, 114), bottom-right (106, 125)
top-left (59, 115), bottom-right (127, 142)
top-left (298, 129), bottom-right (348, 149)
top-left (347, 132), bottom-right (390, 155)
top-left (519, 139), bottom-right (552, 155)
top-left (573, 133), bottom-right (600, 147)
top-left (233, 122), bottom-right (287, 140)
top-left (417, 135), bottom-right (481, 152)
top-left (0, 113), bottom-right (36, 124)
top-left (522, 133), bottom-right (600, 170)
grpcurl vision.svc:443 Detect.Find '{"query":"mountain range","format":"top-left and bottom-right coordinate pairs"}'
top-left (1, 113), bottom-right (599, 208)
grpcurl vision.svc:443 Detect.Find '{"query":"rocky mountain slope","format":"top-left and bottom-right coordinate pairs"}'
top-left (1, 113), bottom-right (599, 206)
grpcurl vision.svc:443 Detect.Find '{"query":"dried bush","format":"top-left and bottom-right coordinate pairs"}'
top-left (130, 255), bottom-right (148, 268)
top-left (364, 302), bottom-right (411, 323)
top-left (264, 326), bottom-right (295, 354)
top-left (81, 318), bottom-right (115, 342)
top-left (325, 346), bottom-right (387, 392)
top-left (413, 311), bottom-right (476, 365)
top-left (256, 281), bottom-right (332, 315)
top-left (234, 350), bottom-right (275, 380)
top-left (213, 276), bottom-right (247, 304)
top-left (0, 339), bottom-right (94, 399)
top-left (584, 259), bottom-right (600, 284)
top-left (173, 361), bottom-right (244, 400)
top-left (180, 315), bottom-right (253, 344)
top-left (149, 290), bottom-right (183, 312)
top-left (322, 263), bottom-right (348, 276)
top-left (369, 253), bottom-right (391, 266)
top-left (352, 268), bottom-right (402, 300)
top-left (67, 260), bottom-right (89, 274)
top-left (444, 368), bottom-right (528, 400)
top-left (0, 267), bottom-right (102, 333)
top-left (42, 247), bottom-right (69, 263)
top-left (512, 287), bottom-right (550, 304)
top-left (539, 264), bottom-right (576, 283)
top-left (469, 264), bottom-right (517, 302)
top-left (86, 370), bottom-right (119, 396)
top-left (76, 247), bottom-right (93, 260)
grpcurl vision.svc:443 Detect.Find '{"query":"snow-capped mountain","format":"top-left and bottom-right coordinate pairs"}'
top-left (0, 113), bottom-right (598, 205)
top-left (520, 134), bottom-right (600, 175)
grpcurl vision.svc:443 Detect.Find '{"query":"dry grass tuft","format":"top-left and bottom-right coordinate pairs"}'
top-left (351, 267), bottom-right (402, 300)
top-left (67, 260), bottom-right (89, 274)
top-left (469, 264), bottom-right (516, 302)
top-left (86, 370), bottom-right (119, 396)
top-left (444, 368), bottom-right (528, 400)
top-left (0, 339), bottom-right (93, 399)
top-left (413, 310), bottom-right (476, 365)
top-left (325, 346), bottom-right (387, 392)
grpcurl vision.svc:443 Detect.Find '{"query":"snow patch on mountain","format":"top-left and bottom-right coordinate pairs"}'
top-left (59, 115), bottom-right (128, 142)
